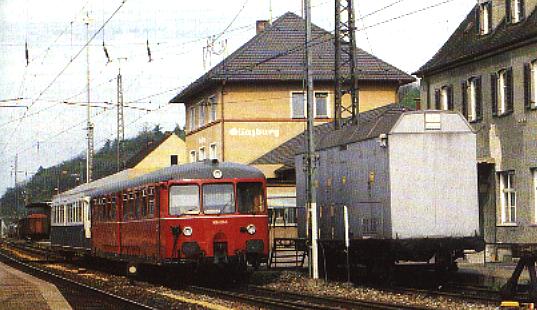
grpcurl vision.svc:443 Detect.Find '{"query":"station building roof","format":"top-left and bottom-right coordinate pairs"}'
top-left (170, 12), bottom-right (414, 103)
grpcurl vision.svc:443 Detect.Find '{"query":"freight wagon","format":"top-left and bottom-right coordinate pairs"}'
top-left (296, 109), bottom-right (484, 277)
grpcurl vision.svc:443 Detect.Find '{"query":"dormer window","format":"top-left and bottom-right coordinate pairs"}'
top-left (479, 1), bottom-right (492, 35)
top-left (507, 0), bottom-right (525, 24)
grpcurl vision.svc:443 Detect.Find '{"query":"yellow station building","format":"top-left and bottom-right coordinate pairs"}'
top-left (170, 12), bottom-right (414, 241)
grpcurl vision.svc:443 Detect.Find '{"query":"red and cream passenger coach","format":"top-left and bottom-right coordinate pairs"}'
top-left (90, 160), bottom-right (268, 271)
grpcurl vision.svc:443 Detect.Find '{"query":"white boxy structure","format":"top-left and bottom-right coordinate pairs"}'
top-left (295, 107), bottom-right (483, 267)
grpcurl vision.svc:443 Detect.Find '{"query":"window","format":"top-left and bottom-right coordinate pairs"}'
top-left (499, 171), bottom-right (516, 224)
top-left (169, 185), bottom-right (199, 215)
top-left (209, 143), bottom-right (217, 160)
top-left (199, 147), bottom-right (206, 161)
top-left (315, 92), bottom-right (328, 117)
top-left (291, 92), bottom-right (305, 118)
top-left (462, 77), bottom-right (482, 122)
top-left (189, 107), bottom-right (196, 131)
top-left (170, 155), bottom-right (178, 166)
top-left (507, 0), bottom-right (525, 24)
top-left (209, 96), bottom-right (217, 122)
top-left (479, 1), bottom-right (492, 35)
top-left (268, 196), bottom-right (297, 226)
top-left (237, 182), bottom-right (265, 214)
top-left (198, 102), bottom-right (206, 127)
top-left (190, 150), bottom-right (196, 163)
top-left (203, 183), bottom-right (235, 214)
top-left (524, 60), bottom-right (537, 109)
top-left (492, 69), bottom-right (513, 116)
top-left (147, 188), bottom-right (155, 218)
top-left (434, 86), bottom-right (453, 110)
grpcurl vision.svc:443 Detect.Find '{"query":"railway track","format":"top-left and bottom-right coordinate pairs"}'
top-left (3, 241), bottom-right (502, 309)
top-left (187, 285), bottom-right (429, 310)
top-left (0, 249), bottom-right (157, 310)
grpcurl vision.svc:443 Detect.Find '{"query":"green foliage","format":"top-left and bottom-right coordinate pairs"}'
top-left (398, 83), bottom-right (420, 109)
top-left (0, 125), bottom-right (171, 219)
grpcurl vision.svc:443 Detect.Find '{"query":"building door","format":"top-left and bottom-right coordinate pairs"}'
top-left (477, 163), bottom-right (495, 244)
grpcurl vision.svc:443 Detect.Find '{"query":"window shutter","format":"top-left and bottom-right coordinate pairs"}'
top-left (476, 77), bottom-right (483, 120)
top-left (506, 68), bottom-right (514, 113)
top-left (506, 0), bottom-right (512, 24)
top-left (434, 89), bottom-right (441, 110)
top-left (491, 73), bottom-right (498, 116)
top-left (524, 63), bottom-right (531, 109)
top-left (447, 85), bottom-right (454, 111)
top-left (461, 81), bottom-right (468, 118)
top-left (487, 2), bottom-right (493, 32)
top-left (520, 0), bottom-right (526, 21)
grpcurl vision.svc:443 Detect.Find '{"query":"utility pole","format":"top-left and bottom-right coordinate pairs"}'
top-left (12, 155), bottom-right (25, 215)
top-left (305, 0), bottom-right (319, 280)
top-left (116, 58), bottom-right (127, 172)
top-left (334, 0), bottom-right (359, 129)
top-left (84, 12), bottom-right (94, 183)
top-left (14, 155), bottom-right (19, 213)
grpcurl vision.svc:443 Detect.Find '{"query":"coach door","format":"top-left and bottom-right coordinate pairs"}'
top-left (83, 197), bottom-right (91, 238)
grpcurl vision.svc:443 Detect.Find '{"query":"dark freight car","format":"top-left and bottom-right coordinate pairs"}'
top-left (18, 202), bottom-right (50, 240)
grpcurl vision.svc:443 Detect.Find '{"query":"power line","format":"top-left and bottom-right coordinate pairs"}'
top-left (0, 0), bottom-right (128, 157)
top-left (359, 0), bottom-right (407, 20)
top-left (357, 0), bottom-right (460, 31)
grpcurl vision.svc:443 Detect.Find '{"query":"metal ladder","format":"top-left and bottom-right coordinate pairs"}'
top-left (268, 238), bottom-right (307, 269)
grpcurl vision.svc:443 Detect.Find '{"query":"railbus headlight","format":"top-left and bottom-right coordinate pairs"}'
top-left (246, 224), bottom-right (256, 235)
top-left (183, 226), bottom-right (193, 236)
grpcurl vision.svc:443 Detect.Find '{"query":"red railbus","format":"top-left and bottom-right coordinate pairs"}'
top-left (90, 160), bottom-right (268, 273)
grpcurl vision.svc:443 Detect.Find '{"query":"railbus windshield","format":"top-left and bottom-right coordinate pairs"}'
top-left (169, 185), bottom-right (200, 215)
top-left (203, 183), bottom-right (235, 214)
top-left (237, 182), bottom-right (265, 215)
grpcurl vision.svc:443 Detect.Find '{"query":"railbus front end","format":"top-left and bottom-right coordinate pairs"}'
top-left (161, 177), bottom-right (269, 270)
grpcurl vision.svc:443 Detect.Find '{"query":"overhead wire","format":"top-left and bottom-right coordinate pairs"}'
top-left (0, 0), bottom-right (128, 157)
top-left (2, 0), bottom-right (459, 182)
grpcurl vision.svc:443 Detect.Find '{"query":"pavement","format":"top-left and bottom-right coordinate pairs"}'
top-left (0, 261), bottom-right (71, 310)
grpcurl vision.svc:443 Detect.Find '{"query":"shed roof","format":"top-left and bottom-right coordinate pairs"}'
top-left (124, 132), bottom-right (176, 169)
top-left (170, 12), bottom-right (414, 103)
top-left (251, 104), bottom-right (411, 170)
top-left (415, 5), bottom-right (537, 75)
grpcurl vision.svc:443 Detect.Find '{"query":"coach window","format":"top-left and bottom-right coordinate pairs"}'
top-left (141, 189), bottom-right (147, 218)
top-left (169, 185), bottom-right (200, 215)
top-left (111, 197), bottom-right (117, 220)
top-left (148, 187), bottom-right (155, 218)
top-left (203, 183), bottom-right (235, 214)
top-left (237, 182), bottom-right (265, 214)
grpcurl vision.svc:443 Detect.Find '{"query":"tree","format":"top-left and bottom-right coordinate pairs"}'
top-left (398, 82), bottom-right (420, 109)
top-left (173, 124), bottom-right (186, 140)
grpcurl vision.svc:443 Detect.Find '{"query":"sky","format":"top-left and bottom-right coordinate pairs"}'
top-left (0, 0), bottom-right (475, 197)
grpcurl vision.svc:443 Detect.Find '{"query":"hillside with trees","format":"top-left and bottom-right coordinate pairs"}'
top-left (0, 125), bottom-right (185, 220)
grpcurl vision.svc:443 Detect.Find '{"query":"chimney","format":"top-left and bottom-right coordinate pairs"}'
top-left (256, 20), bottom-right (270, 34)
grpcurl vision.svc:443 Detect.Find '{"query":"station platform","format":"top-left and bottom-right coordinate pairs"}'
top-left (0, 261), bottom-right (71, 310)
